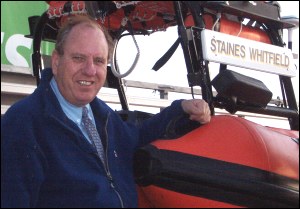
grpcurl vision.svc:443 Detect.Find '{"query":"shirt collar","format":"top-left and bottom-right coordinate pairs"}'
top-left (50, 77), bottom-right (91, 125)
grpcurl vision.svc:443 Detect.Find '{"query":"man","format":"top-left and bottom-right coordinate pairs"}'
top-left (1, 15), bottom-right (210, 208)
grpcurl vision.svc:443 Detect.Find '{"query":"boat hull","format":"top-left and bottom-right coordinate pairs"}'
top-left (134, 115), bottom-right (299, 208)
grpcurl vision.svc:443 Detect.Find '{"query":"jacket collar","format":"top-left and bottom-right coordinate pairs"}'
top-left (39, 68), bottom-right (110, 124)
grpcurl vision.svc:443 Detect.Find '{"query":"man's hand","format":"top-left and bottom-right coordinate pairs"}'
top-left (181, 99), bottom-right (211, 124)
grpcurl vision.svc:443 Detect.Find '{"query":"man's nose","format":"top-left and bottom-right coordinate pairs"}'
top-left (83, 57), bottom-right (97, 76)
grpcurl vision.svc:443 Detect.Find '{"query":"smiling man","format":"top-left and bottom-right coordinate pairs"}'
top-left (1, 15), bottom-right (211, 208)
top-left (51, 17), bottom-right (110, 106)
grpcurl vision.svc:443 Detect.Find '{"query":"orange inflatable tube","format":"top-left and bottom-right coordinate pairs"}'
top-left (185, 14), bottom-right (272, 44)
top-left (136, 115), bottom-right (299, 208)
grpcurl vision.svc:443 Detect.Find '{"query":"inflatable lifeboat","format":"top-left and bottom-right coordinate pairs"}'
top-left (32, 1), bottom-right (299, 208)
top-left (134, 115), bottom-right (299, 208)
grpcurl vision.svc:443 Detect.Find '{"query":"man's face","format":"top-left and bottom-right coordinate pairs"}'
top-left (52, 24), bottom-right (108, 107)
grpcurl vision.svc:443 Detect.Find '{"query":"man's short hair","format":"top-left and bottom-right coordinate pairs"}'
top-left (55, 15), bottom-right (114, 61)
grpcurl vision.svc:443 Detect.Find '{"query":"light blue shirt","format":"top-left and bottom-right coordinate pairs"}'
top-left (50, 77), bottom-right (96, 144)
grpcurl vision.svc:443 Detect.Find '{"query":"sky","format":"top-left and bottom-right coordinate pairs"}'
top-left (108, 1), bottom-right (299, 129)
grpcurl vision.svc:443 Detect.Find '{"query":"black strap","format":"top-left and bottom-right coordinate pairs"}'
top-left (152, 38), bottom-right (180, 71)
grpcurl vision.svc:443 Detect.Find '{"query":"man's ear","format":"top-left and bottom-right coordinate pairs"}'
top-left (51, 50), bottom-right (59, 75)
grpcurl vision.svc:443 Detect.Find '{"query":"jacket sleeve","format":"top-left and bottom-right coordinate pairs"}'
top-left (1, 107), bottom-right (46, 208)
top-left (137, 99), bottom-right (200, 146)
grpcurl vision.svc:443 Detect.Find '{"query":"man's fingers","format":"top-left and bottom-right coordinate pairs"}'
top-left (181, 99), bottom-right (211, 124)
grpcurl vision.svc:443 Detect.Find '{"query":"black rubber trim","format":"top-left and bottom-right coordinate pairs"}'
top-left (134, 145), bottom-right (299, 208)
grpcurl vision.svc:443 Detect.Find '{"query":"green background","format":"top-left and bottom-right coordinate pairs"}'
top-left (1, 1), bottom-right (54, 67)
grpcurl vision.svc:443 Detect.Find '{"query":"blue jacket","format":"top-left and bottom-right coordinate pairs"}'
top-left (1, 68), bottom-right (192, 208)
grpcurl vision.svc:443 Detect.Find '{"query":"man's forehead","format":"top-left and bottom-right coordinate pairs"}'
top-left (72, 22), bottom-right (102, 33)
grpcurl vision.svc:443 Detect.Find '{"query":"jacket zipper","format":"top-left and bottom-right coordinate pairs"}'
top-left (102, 112), bottom-right (125, 208)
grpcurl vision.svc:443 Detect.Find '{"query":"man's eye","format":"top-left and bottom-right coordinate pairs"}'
top-left (94, 58), bottom-right (104, 65)
top-left (72, 56), bottom-right (85, 62)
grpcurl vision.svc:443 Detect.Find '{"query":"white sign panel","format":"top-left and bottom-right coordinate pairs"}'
top-left (201, 29), bottom-right (297, 77)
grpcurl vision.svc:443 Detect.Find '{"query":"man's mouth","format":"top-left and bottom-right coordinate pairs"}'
top-left (78, 80), bottom-right (94, 86)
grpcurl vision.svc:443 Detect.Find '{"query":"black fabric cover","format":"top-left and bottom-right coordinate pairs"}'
top-left (211, 70), bottom-right (273, 108)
